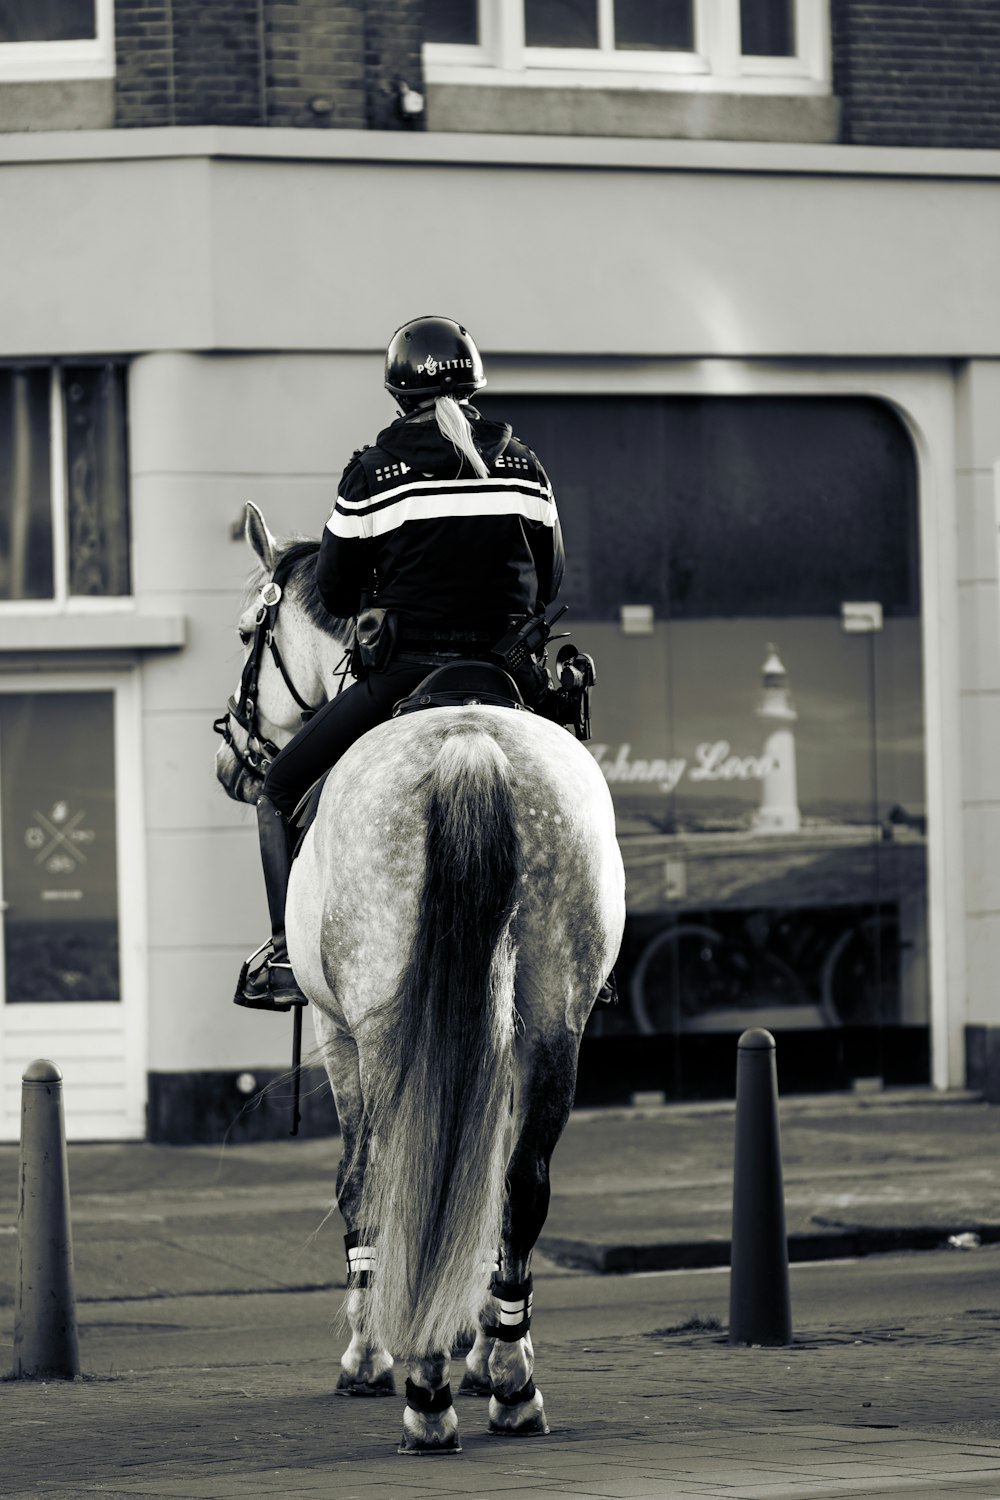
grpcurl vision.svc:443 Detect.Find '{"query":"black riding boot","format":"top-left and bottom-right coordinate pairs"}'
top-left (235, 795), bottom-right (309, 1011)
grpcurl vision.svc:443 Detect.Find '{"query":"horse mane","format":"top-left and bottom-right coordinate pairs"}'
top-left (247, 537), bottom-right (352, 641)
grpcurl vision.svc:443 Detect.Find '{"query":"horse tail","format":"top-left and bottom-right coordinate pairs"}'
top-left (356, 726), bottom-right (520, 1358)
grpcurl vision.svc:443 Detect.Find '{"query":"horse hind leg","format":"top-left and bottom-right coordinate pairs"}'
top-left (459, 1322), bottom-right (493, 1397)
top-left (481, 1030), bottom-right (580, 1437)
top-left (397, 1350), bottom-right (463, 1455)
top-left (337, 1283), bottom-right (395, 1398)
top-left (336, 1201), bottom-right (394, 1396)
top-left (319, 1023), bottom-right (395, 1398)
top-left (485, 1279), bottom-right (548, 1437)
top-left (460, 1274), bottom-right (544, 1433)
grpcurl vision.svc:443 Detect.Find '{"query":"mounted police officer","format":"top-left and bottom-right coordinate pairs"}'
top-left (238, 315), bottom-right (566, 1011)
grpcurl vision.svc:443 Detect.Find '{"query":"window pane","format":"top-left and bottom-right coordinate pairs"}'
top-left (0, 369), bottom-right (53, 601)
top-left (473, 394), bottom-right (926, 1083)
top-left (1, 692), bottom-right (120, 1004)
top-left (525, 0), bottom-right (598, 48)
top-left (474, 395), bottom-right (919, 620)
top-left (740, 0), bottom-right (795, 56)
top-left (0, 0), bottom-right (96, 43)
top-left (615, 0), bottom-right (694, 52)
top-left (64, 364), bottom-right (131, 597)
top-left (424, 0), bottom-right (478, 46)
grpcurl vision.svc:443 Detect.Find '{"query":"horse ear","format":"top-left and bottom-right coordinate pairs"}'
top-left (244, 502), bottom-right (276, 572)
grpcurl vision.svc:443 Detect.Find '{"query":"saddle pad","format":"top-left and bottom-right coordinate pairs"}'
top-left (393, 660), bottom-right (526, 719)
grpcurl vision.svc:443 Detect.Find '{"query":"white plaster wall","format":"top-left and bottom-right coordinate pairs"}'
top-left (129, 351), bottom-right (391, 1071)
top-left (2, 131), bottom-right (1000, 360)
top-left (955, 362), bottom-right (1000, 1029)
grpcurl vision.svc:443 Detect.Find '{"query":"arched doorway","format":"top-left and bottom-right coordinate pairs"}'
top-left (478, 392), bottom-right (927, 1101)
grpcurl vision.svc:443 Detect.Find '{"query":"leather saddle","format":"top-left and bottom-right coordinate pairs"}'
top-left (290, 662), bottom-right (526, 850)
top-left (392, 660), bottom-right (526, 718)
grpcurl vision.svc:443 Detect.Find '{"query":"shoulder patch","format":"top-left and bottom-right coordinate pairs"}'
top-left (358, 447), bottom-right (413, 491)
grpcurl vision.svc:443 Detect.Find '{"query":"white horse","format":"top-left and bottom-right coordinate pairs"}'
top-left (215, 504), bottom-right (625, 1454)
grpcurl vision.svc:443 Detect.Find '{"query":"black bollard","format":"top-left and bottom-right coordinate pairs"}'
top-left (728, 1028), bottom-right (792, 1347)
top-left (13, 1060), bottom-right (81, 1379)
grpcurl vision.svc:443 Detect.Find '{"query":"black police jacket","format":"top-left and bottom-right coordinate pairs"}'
top-left (316, 407), bottom-right (565, 637)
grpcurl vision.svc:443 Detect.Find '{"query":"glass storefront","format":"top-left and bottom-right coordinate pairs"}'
top-left (0, 691), bottom-right (120, 1004)
top-left (478, 393), bottom-right (928, 1099)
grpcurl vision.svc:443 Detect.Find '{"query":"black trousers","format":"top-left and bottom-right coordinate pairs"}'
top-left (262, 659), bottom-right (432, 817)
top-left (262, 654), bottom-right (547, 818)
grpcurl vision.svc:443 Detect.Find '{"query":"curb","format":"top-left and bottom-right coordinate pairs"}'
top-left (538, 1221), bottom-right (1000, 1275)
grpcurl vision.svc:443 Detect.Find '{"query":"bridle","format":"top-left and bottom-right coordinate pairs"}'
top-left (213, 554), bottom-right (324, 784)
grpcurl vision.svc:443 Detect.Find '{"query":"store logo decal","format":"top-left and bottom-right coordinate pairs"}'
top-left (590, 742), bottom-right (775, 794)
top-left (24, 801), bottom-right (96, 899)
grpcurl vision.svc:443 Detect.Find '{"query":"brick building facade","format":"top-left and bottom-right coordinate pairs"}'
top-left (832, 0), bottom-right (1000, 147)
top-left (114, 0), bottom-right (425, 133)
top-left (6, 1), bottom-right (1000, 144)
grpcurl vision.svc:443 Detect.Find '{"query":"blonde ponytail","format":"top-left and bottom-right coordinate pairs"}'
top-left (435, 395), bottom-right (491, 479)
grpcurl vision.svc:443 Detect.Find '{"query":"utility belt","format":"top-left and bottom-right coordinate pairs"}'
top-left (352, 603), bottom-right (595, 740)
top-left (353, 609), bottom-right (522, 677)
top-left (397, 629), bottom-right (502, 656)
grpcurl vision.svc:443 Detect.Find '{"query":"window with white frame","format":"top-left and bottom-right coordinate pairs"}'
top-left (0, 0), bottom-right (115, 81)
top-left (424, 0), bottom-right (829, 92)
top-left (0, 364), bottom-right (131, 605)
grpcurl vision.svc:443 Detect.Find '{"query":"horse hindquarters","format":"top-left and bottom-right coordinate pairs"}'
top-left (354, 727), bottom-right (520, 1368)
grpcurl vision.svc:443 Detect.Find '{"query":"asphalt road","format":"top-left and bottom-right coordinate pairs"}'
top-left (4, 1097), bottom-right (1000, 1496)
top-left (67, 1242), bottom-right (1000, 1379)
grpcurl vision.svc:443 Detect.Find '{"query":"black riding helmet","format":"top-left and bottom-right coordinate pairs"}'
top-left (384, 315), bottom-right (486, 403)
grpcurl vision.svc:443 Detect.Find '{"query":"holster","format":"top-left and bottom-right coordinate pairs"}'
top-left (352, 607), bottom-right (397, 679)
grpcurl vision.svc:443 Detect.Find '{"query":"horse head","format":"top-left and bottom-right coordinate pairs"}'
top-left (214, 501), bottom-right (352, 804)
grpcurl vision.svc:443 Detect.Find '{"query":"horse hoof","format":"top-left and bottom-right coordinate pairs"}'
top-left (488, 1395), bottom-right (550, 1437)
top-left (488, 1412), bottom-right (550, 1437)
top-left (397, 1432), bottom-right (463, 1456)
top-left (336, 1370), bottom-right (396, 1397)
top-left (458, 1370), bottom-right (492, 1398)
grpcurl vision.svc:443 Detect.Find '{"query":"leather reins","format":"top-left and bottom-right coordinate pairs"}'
top-left (213, 557), bottom-right (323, 784)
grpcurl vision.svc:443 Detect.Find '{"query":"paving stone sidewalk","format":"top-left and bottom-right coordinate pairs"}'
top-left (3, 1091), bottom-right (1000, 1497)
top-left (3, 1299), bottom-right (1000, 1498)
top-left (2, 1089), bottom-right (998, 1304)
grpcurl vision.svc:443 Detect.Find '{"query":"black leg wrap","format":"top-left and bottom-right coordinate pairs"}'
top-left (492, 1377), bottom-right (536, 1408)
top-left (484, 1274), bottom-right (533, 1342)
top-left (344, 1229), bottom-right (375, 1288)
top-left (405, 1378), bottom-right (454, 1414)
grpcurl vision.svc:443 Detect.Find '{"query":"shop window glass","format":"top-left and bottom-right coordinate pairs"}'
top-left (0, 0), bottom-right (95, 43)
top-left (482, 396), bottom-right (918, 621)
top-left (0, 363), bottom-right (131, 603)
top-left (525, 0), bottom-right (599, 48)
top-left (477, 392), bottom-right (927, 1085)
top-left (424, 2), bottom-right (827, 82)
top-left (1, 692), bottom-right (120, 1003)
top-left (430, 1), bottom-right (701, 54)
top-left (0, 369), bottom-right (53, 601)
top-left (740, 0), bottom-right (795, 55)
top-left (64, 366), bottom-right (131, 597)
top-left (616, 0), bottom-right (694, 52)
top-left (425, 0), bottom-right (478, 45)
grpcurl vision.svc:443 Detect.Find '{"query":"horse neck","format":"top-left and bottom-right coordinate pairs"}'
top-left (268, 560), bottom-right (352, 714)
top-left (295, 613), bottom-right (349, 711)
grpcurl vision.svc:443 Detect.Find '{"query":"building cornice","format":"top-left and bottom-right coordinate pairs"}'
top-left (2, 125), bottom-right (1000, 181)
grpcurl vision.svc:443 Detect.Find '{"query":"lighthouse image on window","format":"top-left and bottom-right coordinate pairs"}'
top-left (752, 644), bottom-right (802, 834)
